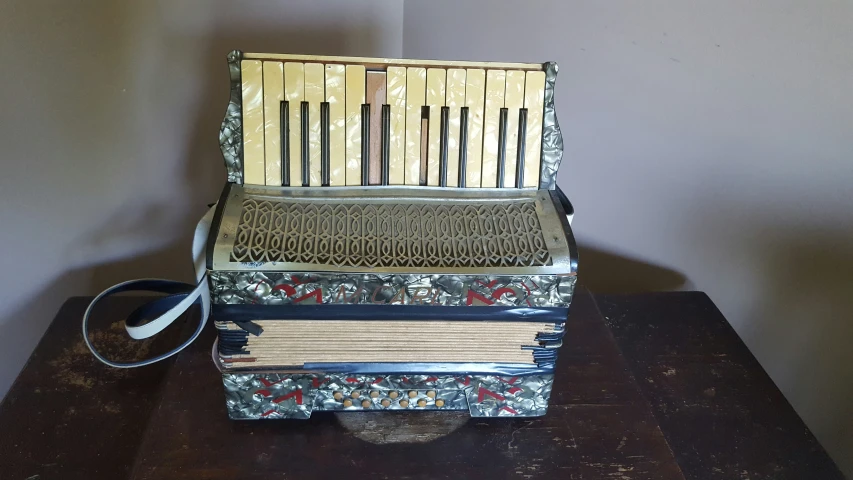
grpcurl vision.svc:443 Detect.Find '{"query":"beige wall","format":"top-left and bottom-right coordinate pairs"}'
top-left (0, 0), bottom-right (402, 396)
top-left (2, 0), bottom-right (851, 474)
top-left (404, 0), bottom-right (853, 474)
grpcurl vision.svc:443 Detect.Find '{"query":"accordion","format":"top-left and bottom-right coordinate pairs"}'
top-left (207, 50), bottom-right (578, 419)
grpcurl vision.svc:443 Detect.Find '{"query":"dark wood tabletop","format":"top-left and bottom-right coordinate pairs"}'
top-left (0, 290), bottom-right (842, 479)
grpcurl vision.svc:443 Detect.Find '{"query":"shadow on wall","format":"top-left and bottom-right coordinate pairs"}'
top-left (81, 27), bottom-right (378, 290)
top-left (725, 224), bottom-right (853, 474)
top-left (0, 27), bottom-right (380, 397)
top-left (576, 244), bottom-right (689, 294)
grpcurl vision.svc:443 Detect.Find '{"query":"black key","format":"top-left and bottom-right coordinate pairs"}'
top-left (381, 104), bottom-right (390, 186)
top-left (280, 101), bottom-right (289, 186)
top-left (300, 101), bottom-right (309, 187)
top-left (497, 107), bottom-right (508, 188)
top-left (458, 107), bottom-right (469, 188)
top-left (320, 101), bottom-right (330, 186)
top-left (439, 106), bottom-right (449, 188)
top-left (515, 108), bottom-right (528, 189)
top-left (361, 104), bottom-right (370, 186)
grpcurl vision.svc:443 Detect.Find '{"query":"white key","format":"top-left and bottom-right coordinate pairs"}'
top-left (386, 67), bottom-right (407, 185)
top-left (426, 68), bottom-right (446, 186)
top-left (523, 71), bottom-right (546, 188)
top-left (404, 67), bottom-right (426, 185)
top-left (464, 69), bottom-right (486, 188)
top-left (305, 63), bottom-right (325, 186)
top-left (241, 60), bottom-right (265, 185)
top-left (503, 70), bottom-right (525, 188)
top-left (445, 69), bottom-right (466, 188)
top-left (481, 70), bottom-right (506, 188)
top-left (284, 62), bottom-right (304, 186)
top-left (262, 61), bottom-right (284, 186)
top-left (345, 65), bottom-right (366, 186)
top-left (325, 64), bottom-right (346, 186)
top-left (366, 71), bottom-right (387, 185)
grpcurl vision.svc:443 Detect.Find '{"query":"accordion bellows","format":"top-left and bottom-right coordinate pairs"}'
top-left (209, 51), bottom-right (577, 419)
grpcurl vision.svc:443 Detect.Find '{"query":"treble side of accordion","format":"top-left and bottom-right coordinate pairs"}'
top-left (209, 51), bottom-right (577, 419)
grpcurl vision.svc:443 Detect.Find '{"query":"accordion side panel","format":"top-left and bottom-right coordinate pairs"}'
top-left (222, 373), bottom-right (554, 419)
top-left (209, 271), bottom-right (576, 308)
top-left (240, 60), bottom-right (265, 185)
top-left (539, 62), bottom-right (564, 190)
top-left (221, 50), bottom-right (244, 183)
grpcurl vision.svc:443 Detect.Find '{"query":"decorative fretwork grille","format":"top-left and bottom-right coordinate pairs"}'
top-left (230, 199), bottom-right (552, 268)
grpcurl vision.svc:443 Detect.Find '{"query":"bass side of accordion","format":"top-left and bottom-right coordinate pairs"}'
top-left (210, 50), bottom-right (577, 419)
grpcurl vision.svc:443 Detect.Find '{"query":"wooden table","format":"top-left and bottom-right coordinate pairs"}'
top-left (0, 290), bottom-right (842, 479)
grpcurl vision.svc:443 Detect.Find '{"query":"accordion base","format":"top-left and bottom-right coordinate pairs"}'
top-left (223, 373), bottom-right (554, 419)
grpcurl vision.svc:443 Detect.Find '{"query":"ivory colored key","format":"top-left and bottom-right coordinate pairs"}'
top-left (284, 62), bottom-right (305, 186)
top-left (305, 63), bottom-right (325, 186)
top-left (404, 67), bottom-right (425, 185)
top-left (262, 61), bottom-right (284, 186)
top-left (464, 69), bottom-right (486, 188)
top-left (325, 64), bottom-right (346, 186)
top-left (503, 70), bottom-right (525, 188)
top-left (366, 71), bottom-right (386, 185)
top-left (425, 68), bottom-right (446, 186)
top-left (445, 69), bottom-right (466, 188)
top-left (240, 60), bottom-right (265, 185)
top-left (386, 66), bottom-right (406, 185)
top-left (481, 70), bottom-right (506, 189)
top-left (523, 70), bottom-right (546, 188)
top-left (345, 65), bottom-right (366, 186)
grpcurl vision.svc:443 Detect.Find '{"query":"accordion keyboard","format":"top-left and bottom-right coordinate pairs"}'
top-left (239, 53), bottom-right (547, 189)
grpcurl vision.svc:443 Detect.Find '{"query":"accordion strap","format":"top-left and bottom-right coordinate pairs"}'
top-left (81, 207), bottom-right (214, 368)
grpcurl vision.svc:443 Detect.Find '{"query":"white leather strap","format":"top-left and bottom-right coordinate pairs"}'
top-left (82, 206), bottom-right (215, 368)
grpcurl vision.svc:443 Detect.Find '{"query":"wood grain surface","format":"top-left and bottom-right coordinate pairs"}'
top-left (0, 290), bottom-right (841, 479)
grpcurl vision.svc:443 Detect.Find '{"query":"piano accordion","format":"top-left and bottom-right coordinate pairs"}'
top-left (211, 51), bottom-right (578, 419)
